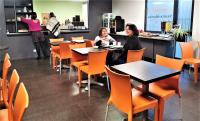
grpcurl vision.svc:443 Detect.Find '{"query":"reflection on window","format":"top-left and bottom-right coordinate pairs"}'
top-left (146, 0), bottom-right (174, 32)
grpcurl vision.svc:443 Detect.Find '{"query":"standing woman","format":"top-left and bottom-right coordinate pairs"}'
top-left (46, 12), bottom-right (61, 38)
top-left (19, 12), bottom-right (48, 59)
top-left (118, 24), bottom-right (142, 63)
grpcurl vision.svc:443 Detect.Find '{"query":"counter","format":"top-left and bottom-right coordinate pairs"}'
top-left (7, 29), bottom-right (90, 36)
top-left (110, 33), bottom-right (175, 61)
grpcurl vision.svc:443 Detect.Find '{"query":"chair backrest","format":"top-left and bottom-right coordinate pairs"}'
top-left (49, 38), bottom-right (64, 43)
top-left (59, 42), bottom-right (73, 58)
top-left (179, 41), bottom-right (193, 59)
top-left (4, 53), bottom-right (10, 60)
top-left (105, 66), bottom-right (132, 114)
top-left (156, 54), bottom-right (184, 71)
top-left (155, 55), bottom-right (184, 96)
top-left (5, 69), bottom-right (19, 107)
top-left (71, 36), bottom-right (84, 41)
top-left (88, 50), bottom-right (108, 73)
top-left (2, 54), bottom-right (11, 80)
top-left (69, 43), bottom-right (86, 62)
top-left (127, 48), bottom-right (145, 63)
top-left (13, 83), bottom-right (29, 121)
top-left (85, 40), bottom-right (94, 47)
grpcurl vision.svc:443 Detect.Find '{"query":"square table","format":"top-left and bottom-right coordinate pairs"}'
top-left (72, 47), bottom-right (105, 55)
top-left (72, 46), bottom-right (123, 55)
top-left (111, 60), bottom-right (181, 93)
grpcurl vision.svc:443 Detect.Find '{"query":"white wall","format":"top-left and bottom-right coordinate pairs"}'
top-left (112, 0), bottom-right (145, 30)
top-left (192, 0), bottom-right (200, 42)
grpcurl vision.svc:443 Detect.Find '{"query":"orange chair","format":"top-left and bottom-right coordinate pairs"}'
top-left (54, 42), bottom-right (73, 75)
top-left (1, 53), bottom-right (11, 80)
top-left (79, 50), bottom-right (108, 96)
top-left (180, 41), bottom-right (200, 83)
top-left (2, 69), bottom-right (19, 108)
top-left (85, 40), bottom-right (94, 47)
top-left (105, 66), bottom-right (158, 121)
top-left (0, 54), bottom-right (11, 101)
top-left (49, 38), bottom-right (64, 69)
top-left (127, 48), bottom-right (145, 63)
top-left (137, 55), bottom-right (184, 121)
top-left (69, 43), bottom-right (87, 85)
top-left (0, 83), bottom-right (29, 121)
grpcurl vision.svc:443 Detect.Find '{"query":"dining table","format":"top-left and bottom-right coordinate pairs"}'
top-left (49, 39), bottom-right (90, 46)
top-left (111, 60), bottom-right (181, 120)
top-left (72, 45), bottom-right (123, 55)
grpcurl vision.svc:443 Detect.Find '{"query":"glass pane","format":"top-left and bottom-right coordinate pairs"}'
top-left (177, 0), bottom-right (193, 31)
top-left (146, 0), bottom-right (174, 32)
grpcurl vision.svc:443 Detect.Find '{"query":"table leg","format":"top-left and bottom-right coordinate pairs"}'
top-left (142, 84), bottom-right (150, 121)
top-left (194, 64), bottom-right (198, 83)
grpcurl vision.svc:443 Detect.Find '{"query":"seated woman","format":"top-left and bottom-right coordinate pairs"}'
top-left (94, 27), bottom-right (116, 46)
top-left (117, 24), bottom-right (142, 64)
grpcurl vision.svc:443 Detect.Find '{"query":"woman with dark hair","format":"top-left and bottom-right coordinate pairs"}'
top-left (94, 27), bottom-right (116, 46)
top-left (19, 12), bottom-right (48, 59)
top-left (46, 12), bottom-right (61, 38)
top-left (118, 24), bottom-right (142, 63)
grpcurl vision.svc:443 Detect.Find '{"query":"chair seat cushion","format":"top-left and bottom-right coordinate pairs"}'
top-left (137, 84), bottom-right (175, 100)
top-left (80, 65), bottom-right (105, 75)
top-left (71, 61), bottom-right (88, 68)
top-left (184, 58), bottom-right (200, 64)
top-left (132, 88), bottom-right (158, 113)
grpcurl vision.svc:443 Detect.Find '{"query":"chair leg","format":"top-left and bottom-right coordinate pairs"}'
top-left (50, 53), bottom-right (52, 65)
top-left (105, 104), bottom-right (109, 121)
top-left (88, 75), bottom-right (91, 97)
top-left (158, 99), bottom-right (165, 121)
top-left (154, 105), bottom-right (159, 121)
top-left (59, 59), bottom-right (62, 75)
top-left (128, 111), bottom-right (133, 121)
top-left (106, 76), bottom-right (110, 91)
top-left (69, 65), bottom-right (72, 81)
top-left (178, 97), bottom-right (183, 120)
top-left (78, 68), bottom-right (82, 88)
top-left (194, 64), bottom-right (198, 83)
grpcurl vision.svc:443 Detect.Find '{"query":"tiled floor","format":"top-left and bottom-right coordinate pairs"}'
top-left (10, 59), bottom-right (200, 121)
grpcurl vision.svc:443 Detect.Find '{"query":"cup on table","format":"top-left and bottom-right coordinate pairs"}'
top-left (113, 42), bottom-right (117, 46)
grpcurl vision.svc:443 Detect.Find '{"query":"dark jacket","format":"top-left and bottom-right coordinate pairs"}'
top-left (121, 35), bottom-right (142, 61)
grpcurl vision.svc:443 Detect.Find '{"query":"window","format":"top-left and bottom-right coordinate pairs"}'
top-left (145, 0), bottom-right (174, 32)
top-left (145, 0), bottom-right (194, 33)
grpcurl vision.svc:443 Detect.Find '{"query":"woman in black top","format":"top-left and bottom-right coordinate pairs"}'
top-left (119, 24), bottom-right (142, 63)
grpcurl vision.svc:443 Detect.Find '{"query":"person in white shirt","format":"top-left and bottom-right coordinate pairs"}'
top-left (94, 27), bottom-right (116, 46)
top-left (46, 12), bottom-right (61, 38)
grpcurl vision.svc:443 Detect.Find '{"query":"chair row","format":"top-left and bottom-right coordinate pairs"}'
top-left (49, 37), bottom-right (94, 75)
top-left (0, 53), bottom-right (29, 121)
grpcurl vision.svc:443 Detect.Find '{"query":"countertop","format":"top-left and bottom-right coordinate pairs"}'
top-left (7, 29), bottom-right (90, 36)
top-left (110, 33), bottom-right (174, 41)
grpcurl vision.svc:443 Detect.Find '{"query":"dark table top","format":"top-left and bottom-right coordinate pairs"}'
top-left (49, 40), bottom-right (71, 46)
top-left (111, 61), bottom-right (181, 84)
top-left (72, 47), bottom-right (105, 55)
top-left (72, 46), bottom-right (123, 55)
